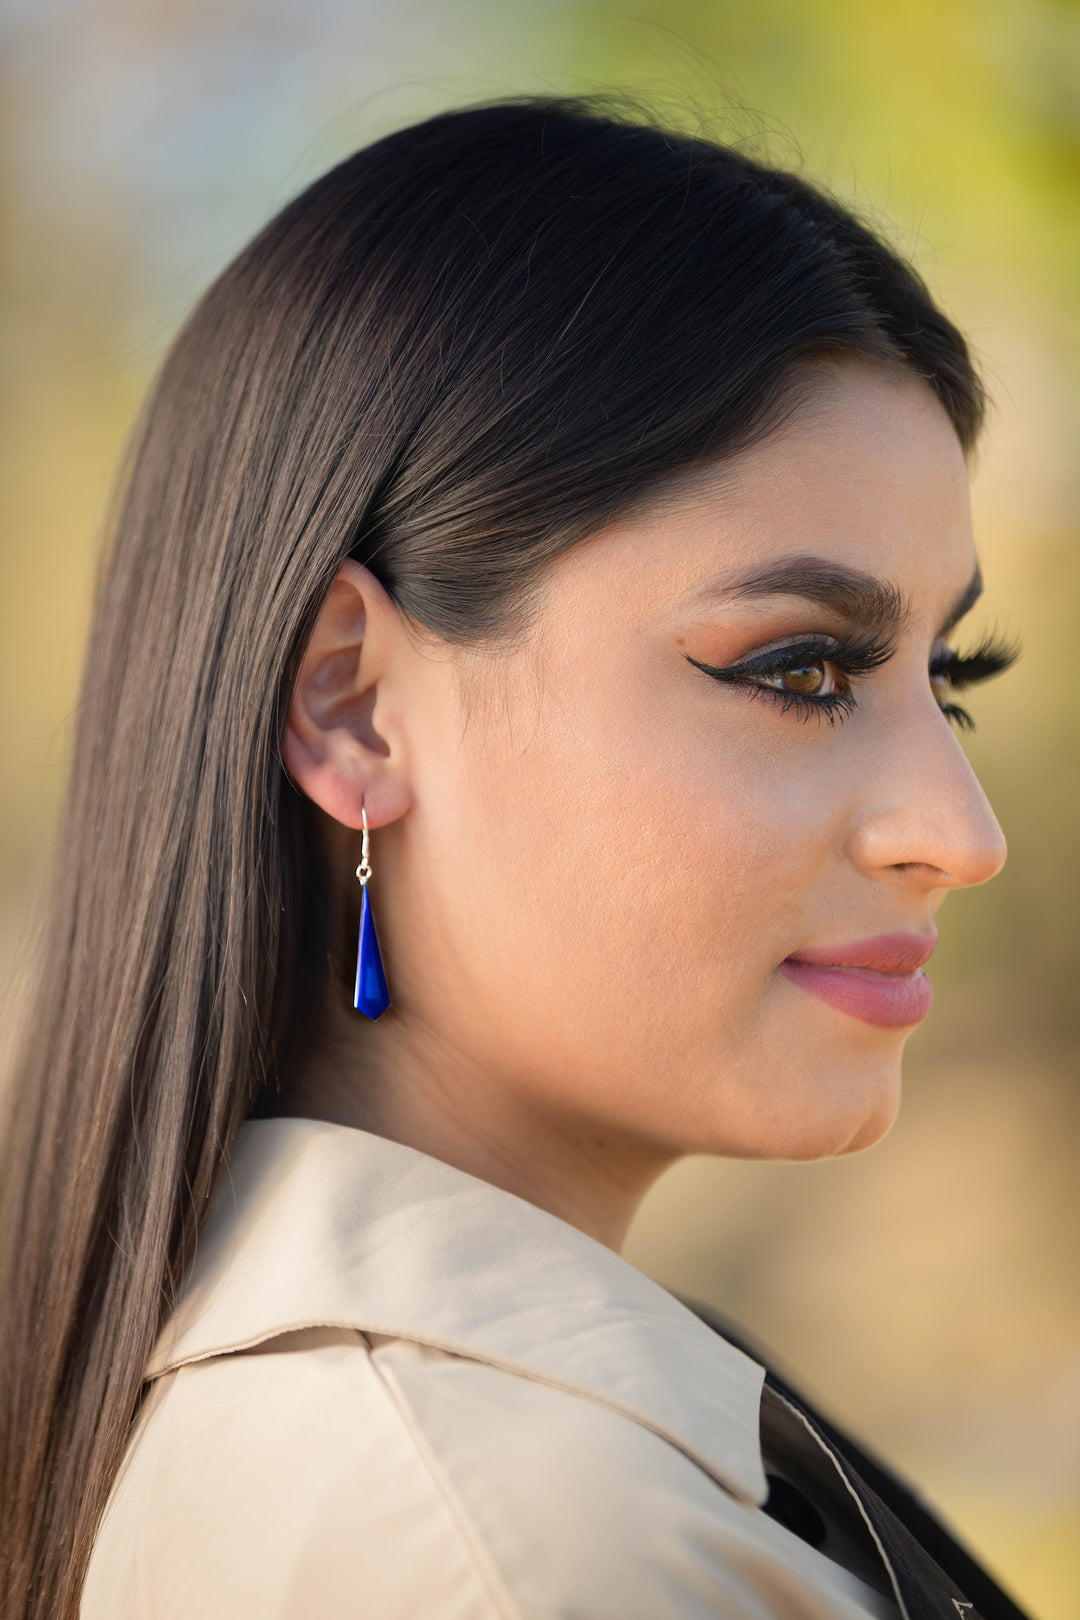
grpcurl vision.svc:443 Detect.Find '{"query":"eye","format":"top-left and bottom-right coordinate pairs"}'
top-left (925, 634), bottom-right (1019, 733)
top-left (686, 639), bottom-right (865, 726)
top-left (753, 659), bottom-right (846, 698)
top-left (929, 669), bottom-right (952, 709)
top-left (930, 670), bottom-right (975, 731)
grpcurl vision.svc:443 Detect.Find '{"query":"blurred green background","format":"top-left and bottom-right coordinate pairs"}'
top-left (1, 1), bottom-right (1077, 1614)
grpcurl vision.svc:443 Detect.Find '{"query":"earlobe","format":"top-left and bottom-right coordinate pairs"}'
top-left (283, 561), bottom-right (411, 831)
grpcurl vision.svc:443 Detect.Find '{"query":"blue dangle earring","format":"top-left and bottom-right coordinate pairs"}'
top-left (353, 806), bottom-right (391, 1020)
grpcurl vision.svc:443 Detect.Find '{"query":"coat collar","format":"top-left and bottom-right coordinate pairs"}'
top-left (148, 1116), bottom-right (768, 1506)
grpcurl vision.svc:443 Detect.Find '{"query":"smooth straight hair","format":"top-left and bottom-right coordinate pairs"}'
top-left (0, 97), bottom-right (985, 1619)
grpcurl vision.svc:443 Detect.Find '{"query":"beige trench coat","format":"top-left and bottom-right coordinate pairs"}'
top-left (82, 1117), bottom-right (902, 1618)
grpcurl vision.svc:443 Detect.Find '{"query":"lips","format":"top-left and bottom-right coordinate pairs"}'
top-left (780, 932), bottom-right (937, 1029)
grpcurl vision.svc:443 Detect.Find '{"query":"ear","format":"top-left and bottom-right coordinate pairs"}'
top-left (283, 560), bottom-right (412, 831)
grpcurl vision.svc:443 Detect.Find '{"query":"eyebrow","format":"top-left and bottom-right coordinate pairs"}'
top-left (700, 554), bottom-right (983, 640)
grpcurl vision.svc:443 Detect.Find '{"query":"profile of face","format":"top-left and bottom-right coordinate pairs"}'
top-left (284, 363), bottom-right (1007, 1240)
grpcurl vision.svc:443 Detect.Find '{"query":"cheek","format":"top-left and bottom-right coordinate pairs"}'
top-left (437, 658), bottom-right (842, 1083)
top-left (398, 649), bottom-right (903, 1164)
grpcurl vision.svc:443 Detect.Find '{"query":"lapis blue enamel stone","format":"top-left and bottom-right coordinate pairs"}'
top-left (353, 886), bottom-right (390, 1019)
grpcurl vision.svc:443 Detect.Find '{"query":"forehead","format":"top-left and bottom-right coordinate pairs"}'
top-left (521, 363), bottom-right (981, 661)
top-left (594, 365), bottom-right (975, 605)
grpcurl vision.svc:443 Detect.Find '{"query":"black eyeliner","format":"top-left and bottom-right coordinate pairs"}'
top-left (687, 625), bottom-right (898, 686)
top-left (685, 624), bottom-right (1019, 731)
top-left (684, 628), bottom-right (895, 728)
top-left (689, 618), bottom-right (900, 690)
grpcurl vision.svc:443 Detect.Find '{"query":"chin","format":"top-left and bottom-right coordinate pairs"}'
top-left (717, 1049), bottom-right (905, 1164)
top-left (797, 1062), bottom-right (904, 1160)
top-left (834, 1095), bottom-right (900, 1155)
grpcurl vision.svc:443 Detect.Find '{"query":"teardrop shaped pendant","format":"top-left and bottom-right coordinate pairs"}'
top-left (353, 883), bottom-right (390, 1020)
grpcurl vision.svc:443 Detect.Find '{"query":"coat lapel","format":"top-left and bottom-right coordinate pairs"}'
top-left (679, 1297), bottom-right (1032, 1620)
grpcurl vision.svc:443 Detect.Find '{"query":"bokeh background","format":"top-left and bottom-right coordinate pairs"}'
top-left (1, 1), bottom-right (1078, 1613)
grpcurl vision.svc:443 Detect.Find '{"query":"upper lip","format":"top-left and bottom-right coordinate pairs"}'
top-left (784, 932), bottom-right (938, 975)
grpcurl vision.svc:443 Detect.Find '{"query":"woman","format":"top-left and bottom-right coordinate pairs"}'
top-left (0, 98), bottom-right (1027, 1619)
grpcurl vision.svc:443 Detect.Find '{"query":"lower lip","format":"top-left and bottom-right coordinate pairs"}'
top-left (780, 960), bottom-right (933, 1029)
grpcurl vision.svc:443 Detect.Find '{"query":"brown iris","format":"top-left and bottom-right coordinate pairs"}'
top-left (781, 663), bottom-right (827, 695)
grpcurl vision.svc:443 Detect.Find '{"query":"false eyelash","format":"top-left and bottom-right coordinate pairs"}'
top-left (930, 632), bottom-right (1021, 690)
top-left (686, 625), bottom-right (897, 725)
top-left (687, 626), bottom-right (1021, 731)
top-left (734, 681), bottom-right (857, 726)
top-left (930, 633), bottom-right (1021, 732)
top-left (688, 626), bottom-right (897, 686)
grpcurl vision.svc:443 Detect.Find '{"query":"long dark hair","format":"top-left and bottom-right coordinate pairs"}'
top-left (0, 97), bottom-right (984, 1618)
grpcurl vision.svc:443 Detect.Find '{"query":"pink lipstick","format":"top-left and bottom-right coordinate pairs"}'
top-left (780, 932), bottom-right (937, 1029)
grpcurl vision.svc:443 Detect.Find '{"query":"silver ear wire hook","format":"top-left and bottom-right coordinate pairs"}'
top-left (355, 805), bottom-right (372, 887)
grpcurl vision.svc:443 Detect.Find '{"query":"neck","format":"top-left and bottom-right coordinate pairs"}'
top-left (278, 995), bottom-right (675, 1252)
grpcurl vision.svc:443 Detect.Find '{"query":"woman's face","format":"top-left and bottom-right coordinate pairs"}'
top-left (288, 363), bottom-right (1007, 1222)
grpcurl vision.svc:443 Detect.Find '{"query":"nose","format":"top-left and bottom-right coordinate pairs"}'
top-left (846, 710), bottom-right (1007, 892)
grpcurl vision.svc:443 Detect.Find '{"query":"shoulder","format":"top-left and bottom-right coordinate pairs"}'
top-left (83, 1327), bottom-right (878, 1620)
top-left (84, 1327), bottom-right (506, 1619)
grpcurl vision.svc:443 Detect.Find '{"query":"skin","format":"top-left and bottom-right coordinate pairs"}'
top-left (282, 363), bottom-right (1006, 1251)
